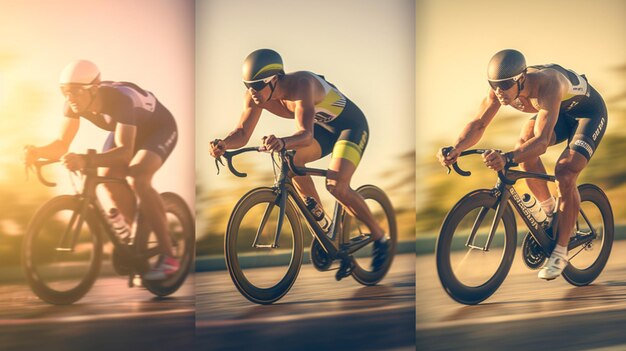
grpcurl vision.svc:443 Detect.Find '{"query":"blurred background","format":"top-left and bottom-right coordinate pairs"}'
top-left (0, 0), bottom-right (195, 274)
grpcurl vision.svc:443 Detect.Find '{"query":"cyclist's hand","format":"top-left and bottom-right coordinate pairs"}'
top-left (437, 146), bottom-right (460, 167)
top-left (482, 149), bottom-right (505, 171)
top-left (209, 139), bottom-right (226, 158)
top-left (23, 145), bottom-right (39, 166)
top-left (262, 135), bottom-right (285, 152)
top-left (61, 153), bottom-right (86, 172)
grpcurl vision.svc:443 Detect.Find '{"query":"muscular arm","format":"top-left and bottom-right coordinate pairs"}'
top-left (453, 89), bottom-right (500, 151)
top-left (222, 92), bottom-right (263, 149)
top-left (90, 123), bottom-right (137, 167)
top-left (508, 76), bottom-right (564, 163)
top-left (31, 117), bottom-right (79, 160)
top-left (282, 77), bottom-right (315, 149)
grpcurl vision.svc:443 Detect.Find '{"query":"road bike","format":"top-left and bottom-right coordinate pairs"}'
top-left (22, 150), bottom-right (195, 305)
top-left (436, 148), bottom-right (613, 305)
top-left (216, 147), bottom-right (397, 304)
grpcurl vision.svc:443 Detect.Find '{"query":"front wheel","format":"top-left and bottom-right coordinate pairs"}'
top-left (562, 184), bottom-right (614, 286)
top-left (139, 192), bottom-right (195, 297)
top-left (436, 189), bottom-right (517, 305)
top-left (225, 187), bottom-right (303, 304)
top-left (22, 195), bottom-right (103, 305)
top-left (346, 185), bottom-right (397, 286)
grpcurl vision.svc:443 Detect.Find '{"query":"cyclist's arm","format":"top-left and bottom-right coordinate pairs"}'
top-left (88, 123), bottom-right (137, 167)
top-left (28, 117), bottom-right (79, 161)
top-left (222, 92), bottom-right (263, 149)
top-left (452, 89), bottom-right (500, 151)
top-left (507, 76), bottom-right (564, 163)
top-left (282, 77), bottom-right (315, 149)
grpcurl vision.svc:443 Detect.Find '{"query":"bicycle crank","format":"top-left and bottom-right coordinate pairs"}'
top-left (522, 232), bottom-right (546, 270)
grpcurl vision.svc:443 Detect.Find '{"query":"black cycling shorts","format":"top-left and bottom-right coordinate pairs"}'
top-left (532, 85), bottom-right (607, 161)
top-left (313, 99), bottom-right (369, 166)
top-left (103, 100), bottom-right (178, 162)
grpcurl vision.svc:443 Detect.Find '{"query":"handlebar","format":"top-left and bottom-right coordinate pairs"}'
top-left (215, 146), bottom-right (265, 177)
top-left (27, 159), bottom-right (59, 187)
top-left (215, 147), bottom-right (312, 178)
top-left (442, 147), bottom-right (504, 177)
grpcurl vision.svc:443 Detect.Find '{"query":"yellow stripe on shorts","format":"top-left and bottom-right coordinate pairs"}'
top-left (332, 140), bottom-right (363, 166)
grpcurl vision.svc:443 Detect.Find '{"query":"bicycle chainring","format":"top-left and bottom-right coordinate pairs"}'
top-left (310, 239), bottom-right (332, 271)
top-left (522, 232), bottom-right (546, 270)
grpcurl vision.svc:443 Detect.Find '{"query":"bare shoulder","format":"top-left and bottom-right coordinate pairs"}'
top-left (284, 71), bottom-right (318, 100)
top-left (535, 69), bottom-right (568, 101)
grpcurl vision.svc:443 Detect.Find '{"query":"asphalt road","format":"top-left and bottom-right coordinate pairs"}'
top-left (0, 274), bottom-right (195, 351)
top-left (195, 253), bottom-right (416, 351)
top-left (416, 240), bottom-right (626, 351)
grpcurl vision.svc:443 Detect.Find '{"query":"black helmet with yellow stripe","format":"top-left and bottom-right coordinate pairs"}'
top-left (242, 49), bottom-right (285, 82)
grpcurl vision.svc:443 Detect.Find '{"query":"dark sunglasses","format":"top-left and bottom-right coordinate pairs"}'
top-left (243, 75), bottom-right (275, 91)
top-left (488, 72), bottom-right (524, 91)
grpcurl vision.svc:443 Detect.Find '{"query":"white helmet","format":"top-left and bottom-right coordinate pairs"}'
top-left (59, 60), bottom-right (101, 85)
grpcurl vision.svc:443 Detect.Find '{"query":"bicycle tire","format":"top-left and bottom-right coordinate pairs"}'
top-left (562, 184), bottom-right (614, 286)
top-left (22, 195), bottom-right (103, 305)
top-left (140, 192), bottom-right (195, 296)
top-left (225, 187), bottom-right (303, 304)
top-left (348, 185), bottom-right (398, 286)
top-left (436, 189), bottom-right (517, 305)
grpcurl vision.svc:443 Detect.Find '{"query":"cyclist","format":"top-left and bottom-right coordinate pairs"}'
top-left (209, 49), bottom-right (389, 280)
top-left (437, 49), bottom-right (607, 281)
top-left (24, 60), bottom-right (180, 280)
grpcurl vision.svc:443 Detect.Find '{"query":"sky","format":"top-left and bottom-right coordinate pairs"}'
top-left (416, 0), bottom-right (626, 154)
top-left (196, 0), bottom-right (416, 214)
top-left (0, 0), bottom-right (195, 207)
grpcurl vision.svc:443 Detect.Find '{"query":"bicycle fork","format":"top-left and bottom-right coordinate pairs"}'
top-left (55, 197), bottom-right (90, 252)
top-left (465, 190), bottom-right (508, 252)
top-left (252, 188), bottom-right (287, 249)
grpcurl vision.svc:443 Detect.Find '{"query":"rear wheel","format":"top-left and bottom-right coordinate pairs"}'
top-left (562, 184), bottom-right (613, 286)
top-left (348, 185), bottom-right (397, 286)
top-left (139, 192), bottom-right (195, 296)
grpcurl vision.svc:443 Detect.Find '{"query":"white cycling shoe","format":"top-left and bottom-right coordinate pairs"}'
top-left (538, 253), bottom-right (568, 280)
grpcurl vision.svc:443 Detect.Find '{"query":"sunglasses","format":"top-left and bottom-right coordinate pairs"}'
top-left (60, 84), bottom-right (95, 97)
top-left (488, 72), bottom-right (524, 91)
top-left (243, 75), bottom-right (276, 91)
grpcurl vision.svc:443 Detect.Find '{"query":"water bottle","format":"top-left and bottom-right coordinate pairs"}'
top-left (522, 193), bottom-right (548, 225)
top-left (108, 208), bottom-right (131, 244)
top-left (304, 197), bottom-right (331, 232)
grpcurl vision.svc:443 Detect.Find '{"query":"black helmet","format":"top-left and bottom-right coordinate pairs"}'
top-left (242, 49), bottom-right (284, 82)
top-left (487, 49), bottom-right (526, 81)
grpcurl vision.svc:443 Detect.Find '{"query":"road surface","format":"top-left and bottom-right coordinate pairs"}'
top-left (416, 240), bottom-right (626, 351)
top-left (195, 253), bottom-right (416, 351)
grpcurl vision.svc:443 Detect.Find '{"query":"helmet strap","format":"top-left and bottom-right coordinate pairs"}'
top-left (514, 76), bottom-right (525, 100)
top-left (84, 86), bottom-right (99, 113)
top-left (266, 81), bottom-right (277, 101)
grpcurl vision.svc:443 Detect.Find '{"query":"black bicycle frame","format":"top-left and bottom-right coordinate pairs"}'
top-left (220, 148), bottom-right (373, 260)
top-left (450, 149), bottom-right (598, 256)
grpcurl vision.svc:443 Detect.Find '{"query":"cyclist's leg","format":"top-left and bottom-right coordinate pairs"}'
top-left (554, 149), bottom-right (587, 247)
top-left (555, 113), bottom-right (606, 248)
top-left (518, 115), bottom-right (563, 203)
top-left (100, 132), bottom-right (135, 224)
top-left (325, 126), bottom-right (384, 240)
top-left (128, 150), bottom-right (172, 256)
top-left (291, 124), bottom-right (336, 209)
top-left (291, 141), bottom-right (323, 205)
